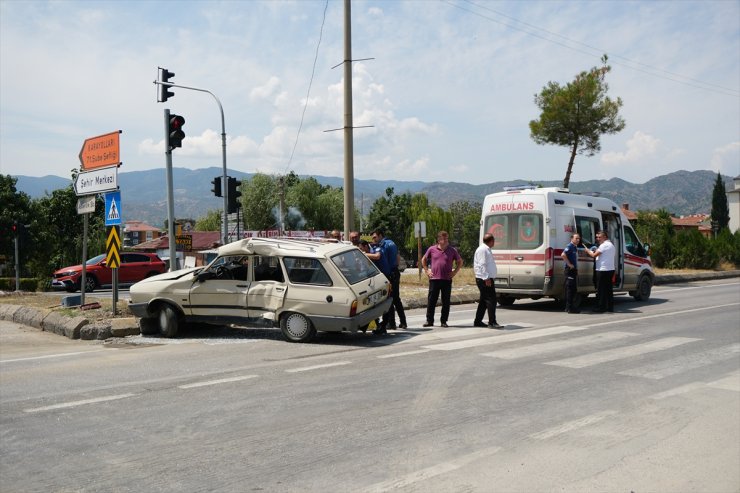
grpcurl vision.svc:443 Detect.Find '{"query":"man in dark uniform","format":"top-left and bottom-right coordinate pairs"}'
top-left (561, 233), bottom-right (581, 313)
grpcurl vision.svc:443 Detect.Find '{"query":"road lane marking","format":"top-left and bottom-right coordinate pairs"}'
top-left (362, 446), bottom-right (501, 493)
top-left (1, 350), bottom-right (108, 364)
top-left (377, 349), bottom-right (431, 359)
top-left (707, 370), bottom-right (740, 392)
top-left (481, 331), bottom-right (638, 360)
top-left (619, 343), bottom-right (740, 379)
top-left (178, 375), bottom-right (258, 389)
top-left (423, 325), bottom-right (588, 351)
top-left (529, 410), bottom-right (618, 440)
top-left (656, 281), bottom-right (740, 294)
top-left (587, 302), bottom-right (740, 328)
top-left (24, 393), bottom-right (136, 413)
top-left (285, 361), bottom-right (352, 373)
top-left (545, 337), bottom-right (700, 369)
top-left (650, 382), bottom-right (707, 400)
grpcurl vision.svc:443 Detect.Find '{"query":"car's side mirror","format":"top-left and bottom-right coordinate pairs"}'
top-left (197, 271), bottom-right (215, 282)
top-left (643, 243), bottom-right (650, 255)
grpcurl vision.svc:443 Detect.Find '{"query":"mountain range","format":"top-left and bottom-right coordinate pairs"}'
top-left (13, 168), bottom-right (734, 228)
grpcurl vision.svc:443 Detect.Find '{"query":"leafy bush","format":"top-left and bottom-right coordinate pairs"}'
top-left (713, 229), bottom-right (740, 266)
top-left (0, 277), bottom-right (41, 292)
top-left (667, 230), bottom-right (718, 269)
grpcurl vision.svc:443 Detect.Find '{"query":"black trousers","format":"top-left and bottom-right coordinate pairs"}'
top-left (383, 268), bottom-right (406, 326)
top-left (426, 279), bottom-right (452, 324)
top-left (595, 270), bottom-right (615, 311)
top-left (564, 268), bottom-right (578, 312)
top-left (474, 278), bottom-right (497, 325)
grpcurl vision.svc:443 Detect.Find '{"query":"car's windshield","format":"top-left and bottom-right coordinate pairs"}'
top-left (330, 249), bottom-right (380, 285)
top-left (86, 254), bottom-right (106, 265)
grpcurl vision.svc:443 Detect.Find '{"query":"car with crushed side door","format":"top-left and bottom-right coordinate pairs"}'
top-left (128, 237), bottom-right (392, 342)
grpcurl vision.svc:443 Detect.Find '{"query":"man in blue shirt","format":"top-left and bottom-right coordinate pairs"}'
top-left (368, 228), bottom-right (407, 334)
top-left (561, 233), bottom-right (581, 314)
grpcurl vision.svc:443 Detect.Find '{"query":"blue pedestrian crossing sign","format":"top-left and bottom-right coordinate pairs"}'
top-left (105, 191), bottom-right (122, 226)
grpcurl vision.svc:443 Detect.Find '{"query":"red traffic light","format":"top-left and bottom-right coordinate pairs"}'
top-left (169, 114), bottom-right (186, 149)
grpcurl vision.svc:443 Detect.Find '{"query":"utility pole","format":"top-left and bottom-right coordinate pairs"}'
top-left (164, 109), bottom-right (177, 271)
top-left (342, 0), bottom-right (354, 239)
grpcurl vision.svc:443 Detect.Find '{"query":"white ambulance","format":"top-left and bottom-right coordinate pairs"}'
top-left (480, 187), bottom-right (654, 308)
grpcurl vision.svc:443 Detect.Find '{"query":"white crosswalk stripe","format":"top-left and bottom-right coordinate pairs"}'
top-left (481, 331), bottom-right (638, 360)
top-left (618, 343), bottom-right (740, 379)
top-left (423, 325), bottom-right (589, 351)
top-left (544, 337), bottom-right (700, 369)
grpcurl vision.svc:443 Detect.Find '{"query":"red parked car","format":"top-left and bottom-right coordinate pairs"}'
top-left (51, 252), bottom-right (166, 292)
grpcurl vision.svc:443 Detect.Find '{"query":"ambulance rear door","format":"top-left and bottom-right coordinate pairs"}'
top-left (494, 191), bottom-right (546, 291)
top-left (481, 193), bottom-right (513, 289)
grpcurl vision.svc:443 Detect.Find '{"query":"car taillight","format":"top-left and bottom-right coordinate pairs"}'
top-left (545, 247), bottom-right (553, 277)
top-left (350, 300), bottom-right (358, 317)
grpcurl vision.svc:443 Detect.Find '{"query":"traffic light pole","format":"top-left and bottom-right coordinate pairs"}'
top-left (154, 80), bottom-right (229, 246)
top-left (164, 109), bottom-right (178, 272)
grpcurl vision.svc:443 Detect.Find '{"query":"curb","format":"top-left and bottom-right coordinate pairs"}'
top-left (1, 271), bottom-right (738, 340)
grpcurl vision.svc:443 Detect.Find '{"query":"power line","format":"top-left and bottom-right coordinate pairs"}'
top-left (445, 0), bottom-right (739, 98)
top-left (284, 0), bottom-right (330, 176)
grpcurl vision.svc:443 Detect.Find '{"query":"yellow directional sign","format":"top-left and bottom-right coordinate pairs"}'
top-left (176, 234), bottom-right (192, 252)
top-left (106, 226), bottom-right (121, 269)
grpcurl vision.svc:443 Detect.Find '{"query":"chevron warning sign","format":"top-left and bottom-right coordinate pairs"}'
top-left (106, 225), bottom-right (121, 269)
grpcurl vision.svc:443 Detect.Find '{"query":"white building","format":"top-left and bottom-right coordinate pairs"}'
top-left (729, 176), bottom-right (740, 233)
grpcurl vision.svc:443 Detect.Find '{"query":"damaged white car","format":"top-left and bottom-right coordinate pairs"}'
top-left (128, 238), bottom-right (392, 342)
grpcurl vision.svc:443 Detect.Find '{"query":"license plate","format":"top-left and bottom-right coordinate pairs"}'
top-left (494, 278), bottom-right (508, 286)
top-left (368, 291), bottom-right (384, 304)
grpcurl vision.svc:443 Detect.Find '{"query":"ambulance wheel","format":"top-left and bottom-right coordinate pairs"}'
top-left (498, 295), bottom-right (516, 307)
top-left (632, 274), bottom-right (652, 301)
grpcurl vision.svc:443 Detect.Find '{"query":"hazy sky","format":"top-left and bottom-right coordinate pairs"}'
top-left (1, 0), bottom-right (738, 185)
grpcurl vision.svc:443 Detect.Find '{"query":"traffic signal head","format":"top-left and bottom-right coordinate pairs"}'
top-left (211, 176), bottom-right (222, 197)
top-left (158, 67), bottom-right (175, 103)
top-left (227, 177), bottom-right (242, 214)
top-left (169, 114), bottom-right (186, 149)
top-left (12, 221), bottom-right (18, 236)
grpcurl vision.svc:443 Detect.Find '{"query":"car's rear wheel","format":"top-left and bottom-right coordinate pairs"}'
top-left (280, 312), bottom-right (316, 343)
top-left (157, 305), bottom-right (180, 338)
top-left (632, 274), bottom-right (652, 301)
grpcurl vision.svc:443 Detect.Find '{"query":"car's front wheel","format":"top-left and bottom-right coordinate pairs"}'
top-left (84, 275), bottom-right (98, 293)
top-left (139, 316), bottom-right (159, 335)
top-left (632, 274), bottom-right (653, 301)
top-left (280, 312), bottom-right (316, 343)
top-left (156, 305), bottom-right (180, 338)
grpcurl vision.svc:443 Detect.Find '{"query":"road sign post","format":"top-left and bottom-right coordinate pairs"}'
top-left (106, 225), bottom-right (121, 315)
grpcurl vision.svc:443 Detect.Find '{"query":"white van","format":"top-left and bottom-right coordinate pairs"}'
top-left (480, 187), bottom-right (654, 308)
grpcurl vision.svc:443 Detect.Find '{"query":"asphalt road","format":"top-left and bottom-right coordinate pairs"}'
top-left (1, 279), bottom-right (739, 492)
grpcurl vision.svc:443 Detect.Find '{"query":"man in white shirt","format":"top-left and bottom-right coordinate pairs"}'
top-left (473, 233), bottom-right (504, 329)
top-left (585, 230), bottom-right (616, 312)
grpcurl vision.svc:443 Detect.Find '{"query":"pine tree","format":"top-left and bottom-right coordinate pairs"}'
top-left (711, 172), bottom-right (730, 233)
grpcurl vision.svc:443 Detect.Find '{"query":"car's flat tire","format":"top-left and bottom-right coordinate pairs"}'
top-left (280, 312), bottom-right (316, 343)
top-left (139, 316), bottom-right (159, 335)
top-left (157, 305), bottom-right (180, 338)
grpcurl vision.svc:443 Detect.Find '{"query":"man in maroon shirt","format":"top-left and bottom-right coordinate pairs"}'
top-left (420, 231), bottom-right (463, 327)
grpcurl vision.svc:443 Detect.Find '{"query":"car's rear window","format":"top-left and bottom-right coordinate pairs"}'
top-left (330, 249), bottom-right (380, 285)
top-left (283, 257), bottom-right (332, 286)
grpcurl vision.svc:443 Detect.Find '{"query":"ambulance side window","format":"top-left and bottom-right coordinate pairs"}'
top-left (576, 216), bottom-right (599, 248)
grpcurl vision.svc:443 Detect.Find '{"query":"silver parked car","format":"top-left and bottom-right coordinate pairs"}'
top-left (128, 237), bottom-right (392, 342)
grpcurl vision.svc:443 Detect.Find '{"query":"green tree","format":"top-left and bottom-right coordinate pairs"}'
top-left (313, 187), bottom-right (345, 231)
top-left (0, 175), bottom-right (32, 265)
top-left (529, 55), bottom-right (626, 189)
top-left (241, 174), bottom-right (278, 230)
top-left (285, 176), bottom-right (326, 229)
top-left (29, 186), bottom-right (106, 279)
top-left (194, 209), bottom-right (222, 231)
top-left (634, 208), bottom-right (674, 268)
top-left (402, 193), bottom-right (452, 261)
top-left (367, 187), bottom-right (413, 255)
top-left (448, 200), bottom-right (482, 260)
top-left (710, 172), bottom-right (730, 233)
top-left (713, 228), bottom-right (740, 266)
